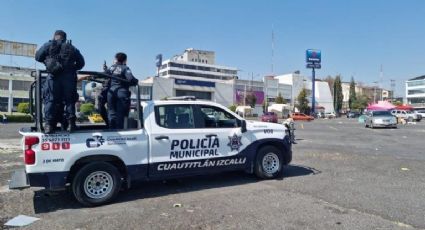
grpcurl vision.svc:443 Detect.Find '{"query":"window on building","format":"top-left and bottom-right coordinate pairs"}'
top-left (408, 89), bottom-right (425, 95)
top-left (155, 105), bottom-right (195, 129)
top-left (407, 80), bottom-right (425, 87)
top-left (0, 97), bottom-right (8, 111)
top-left (12, 81), bottom-right (32, 91)
top-left (0, 79), bottom-right (9, 90)
top-left (408, 98), bottom-right (425, 104)
top-left (205, 60), bottom-right (208, 64)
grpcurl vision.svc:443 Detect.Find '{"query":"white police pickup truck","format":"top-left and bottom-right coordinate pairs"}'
top-left (9, 72), bottom-right (293, 206)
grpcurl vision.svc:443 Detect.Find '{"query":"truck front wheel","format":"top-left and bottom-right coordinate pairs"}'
top-left (255, 146), bottom-right (283, 179)
top-left (72, 162), bottom-right (122, 206)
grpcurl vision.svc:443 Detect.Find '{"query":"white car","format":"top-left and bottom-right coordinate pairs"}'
top-left (324, 112), bottom-right (336, 119)
top-left (414, 110), bottom-right (425, 119)
top-left (10, 96), bottom-right (294, 206)
top-left (391, 110), bottom-right (421, 121)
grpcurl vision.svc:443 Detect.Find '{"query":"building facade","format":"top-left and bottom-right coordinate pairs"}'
top-left (159, 48), bottom-right (238, 81)
top-left (0, 65), bottom-right (34, 112)
top-left (144, 49), bottom-right (293, 115)
top-left (275, 73), bottom-right (334, 113)
top-left (406, 75), bottom-right (425, 109)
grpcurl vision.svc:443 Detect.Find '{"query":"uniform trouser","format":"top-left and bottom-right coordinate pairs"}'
top-left (42, 74), bottom-right (77, 123)
top-left (107, 87), bottom-right (130, 129)
top-left (98, 90), bottom-right (109, 127)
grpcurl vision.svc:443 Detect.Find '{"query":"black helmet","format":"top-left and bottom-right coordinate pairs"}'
top-left (53, 30), bottom-right (67, 40)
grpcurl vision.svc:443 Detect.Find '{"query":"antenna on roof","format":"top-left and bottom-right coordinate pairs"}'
top-left (271, 25), bottom-right (275, 75)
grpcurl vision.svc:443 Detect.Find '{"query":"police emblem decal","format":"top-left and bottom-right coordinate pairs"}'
top-left (228, 134), bottom-right (242, 151)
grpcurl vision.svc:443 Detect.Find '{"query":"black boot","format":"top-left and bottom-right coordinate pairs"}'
top-left (44, 122), bottom-right (55, 134)
top-left (60, 119), bottom-right (69, 131)
top-left (67, 118), bottom-right (77, 132)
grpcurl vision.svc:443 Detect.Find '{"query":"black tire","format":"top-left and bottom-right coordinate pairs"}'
top-left (254, 146), bottom-right (283, 179)
top-left (365, 122), bottom-right (369, 128)
top-left (72, 162), bottom-right (122, 206)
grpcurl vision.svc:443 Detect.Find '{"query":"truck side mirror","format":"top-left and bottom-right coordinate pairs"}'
top-left (241, 120), bottom-right (247, 133)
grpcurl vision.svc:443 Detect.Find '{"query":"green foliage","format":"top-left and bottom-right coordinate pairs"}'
top-left (275, 93), bottom-right (287, 104)
top-left (351, 95), bottom-right (370, 110)
top-left (393, 100), bottom-right (403, 106)
top-left (228, 104), bottom-right (237, 112)
top-left (245, 92), bottom-right (257, 108)
top-left (297, 88), bottom-right (310, 114)
top-left (348, 77), bottom-right (357, 110)
top-left (333, 75), bottom-right (343, 113)
top-left (80, 103), bottom-right (95, 115)
top-left (3, 114), bottom-right (33, 122)
top-left (17, 102), bottom-right (30, 114)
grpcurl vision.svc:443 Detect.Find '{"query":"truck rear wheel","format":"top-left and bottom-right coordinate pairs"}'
top-left (72, 162), bottom-right (122, 206)
top-left (255, 146), bottom-right (283, 179)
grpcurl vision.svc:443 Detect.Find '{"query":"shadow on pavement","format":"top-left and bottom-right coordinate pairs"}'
top-left (33, 165), bottom-right (318, 214)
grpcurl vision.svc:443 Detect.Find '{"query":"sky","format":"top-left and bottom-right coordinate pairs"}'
top-left (1, 0), bottom-right (425, 97)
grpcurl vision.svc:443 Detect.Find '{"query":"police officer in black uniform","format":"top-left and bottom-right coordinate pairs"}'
top-left (35, 30), bottom-right (85, 133)
top-left (105, 53), bottom-right (138, 129)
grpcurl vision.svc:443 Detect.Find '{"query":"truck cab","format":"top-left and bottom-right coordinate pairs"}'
top-left (10, 71), bottom-right (294, 206)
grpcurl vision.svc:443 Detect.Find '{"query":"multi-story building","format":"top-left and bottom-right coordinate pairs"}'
top-left (143, 49), bottom-right (292, 116)
top-left (159, 48), bottom-right (238, 81)
top-left (0, 65), bottom-right (34, 112)
top-left (406, 75), bottom-right (425, 109)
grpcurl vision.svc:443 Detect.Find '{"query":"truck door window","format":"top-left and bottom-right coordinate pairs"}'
top-left (199, 106), bottom-right (240, 128)
top-left (155, 105), bottom-right (195, 129)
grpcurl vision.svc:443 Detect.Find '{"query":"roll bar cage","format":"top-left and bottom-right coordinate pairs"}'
top-left (29, 70), bottom-right (142, 132)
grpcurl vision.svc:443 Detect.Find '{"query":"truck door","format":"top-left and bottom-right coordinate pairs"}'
top-left (149, 104), bottom-right (249, 178)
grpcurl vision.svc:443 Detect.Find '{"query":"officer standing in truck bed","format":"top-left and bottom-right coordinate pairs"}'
top-left (35, 30), bottom-right (85, 133)
top-left (104, 53), bottom-right (138, 129)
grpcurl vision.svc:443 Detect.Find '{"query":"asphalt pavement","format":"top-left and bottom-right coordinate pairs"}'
top-left (0, 120), bottom-right (424, 229)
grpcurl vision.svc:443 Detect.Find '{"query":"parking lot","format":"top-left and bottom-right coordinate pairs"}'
top-left (0, 119), bottom-right (424, 229)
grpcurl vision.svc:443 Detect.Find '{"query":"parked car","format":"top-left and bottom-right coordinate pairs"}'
top-left (324, 112), bottom-right (336, 119)
top-left (316, 112), bottom-right (325, 118)
top-left (391, 109), bottom-right (422, 122)
top-left (261, 112), bottom-right (278, 123)
top-left (365, 110), bottom-right (397, 128)
top-left (346, 111), bottom-right (361, 118)
top-left (291, 112), bottom-right (314, 121)
top-left (414, 110), bottom-right (425, 119)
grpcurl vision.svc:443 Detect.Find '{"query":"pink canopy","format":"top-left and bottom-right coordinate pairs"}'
top-left (366, 101), bottom-right (396, 111)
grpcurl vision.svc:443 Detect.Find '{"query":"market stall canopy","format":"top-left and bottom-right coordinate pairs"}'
top-left (395, 104), bottom-right (414, 110)
top-left (366, 101), bottom-right (396, 111)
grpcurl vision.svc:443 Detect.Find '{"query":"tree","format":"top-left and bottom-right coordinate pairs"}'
top-left (228, 104), bottom-right (237, 112)
top-left (245, 92), bottom-right (257, 108)
top-left (348, 77), bottom-right (357, 110)
top-left (351, 95), bottom-right (370, 110)
top-left (333, 75), bottom-right (343, 113)
top-left (275, 93), bottom-right (287, 104)
top-left (80, 103), bottom-right (95, 115)
top-left (17, 102), bottom-right (30, 114)
top-left (297, 88), bottom-right (310, 114)
top-left (393, 100), bottom-right (403, 106)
